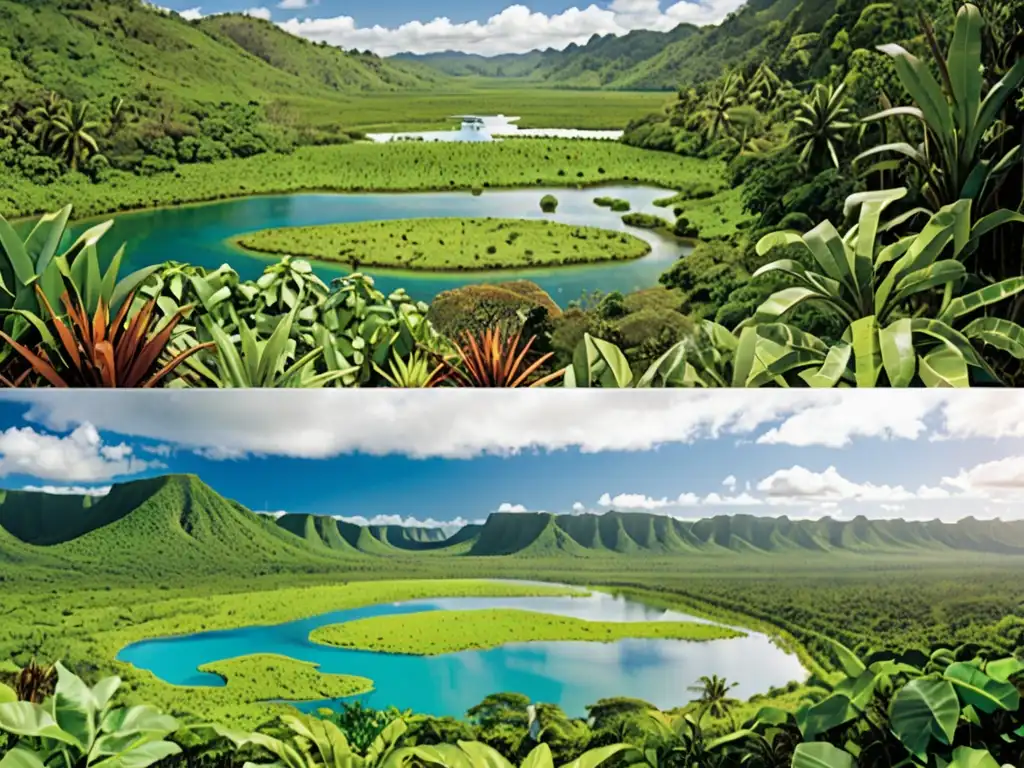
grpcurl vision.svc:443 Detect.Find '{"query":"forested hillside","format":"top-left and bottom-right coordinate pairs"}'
top-left (392, 0), bottom-right (950, 89)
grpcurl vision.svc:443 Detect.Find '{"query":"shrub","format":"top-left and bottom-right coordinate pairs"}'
top-left (427, 281), bottom-right (561, 341)
top-left (540, 194), bottom-right (558, 213)
top-left (621, 212), bottom-right (668, 229)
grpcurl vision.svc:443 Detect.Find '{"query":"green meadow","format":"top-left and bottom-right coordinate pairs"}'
top-left (310, 608), bottom-right (744, 654)
top-left (0, 141), bottom-right (717, 221)
top-left (235, 218), bottom-right (653, 271)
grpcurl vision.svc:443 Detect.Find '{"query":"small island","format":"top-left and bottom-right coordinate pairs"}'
top-left (233, 217), bottom-right (651, 271)
top-left (309, 608), bottom-right (745, 655)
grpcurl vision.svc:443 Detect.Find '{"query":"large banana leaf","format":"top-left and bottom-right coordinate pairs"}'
top-left (888, 677), bottom-right (960, 759)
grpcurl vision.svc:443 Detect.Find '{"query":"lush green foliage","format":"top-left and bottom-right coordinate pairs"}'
top-left (310, 608), bottom-right (742, 654)
top-left (235, 219), bottom-right (650, 271)
top-left (0, 143), bottom-right (722, 221)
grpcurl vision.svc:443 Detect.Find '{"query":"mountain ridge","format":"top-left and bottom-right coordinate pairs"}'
top-left (1, 477), bottom-right (1023, 569)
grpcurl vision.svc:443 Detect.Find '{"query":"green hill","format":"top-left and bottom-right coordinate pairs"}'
top-left (465, 512), bottom-right (1024, 556)
top-left (0, 0), bottom-right (440, 120)
top-left (4, 479), bottom-right (1024, 573)
top-left (196, 15), bottom-right (443, 92)
top-left (395, 0), bottom-right (939, 90)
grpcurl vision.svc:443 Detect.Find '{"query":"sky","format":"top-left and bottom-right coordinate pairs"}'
top-left (1, 391), bottom-right (1024, 529)
top-left (151, 0), bottom-right (747, 56)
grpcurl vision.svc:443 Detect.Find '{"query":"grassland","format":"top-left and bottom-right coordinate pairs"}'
top-left (331, 90), bottom-right (671, 132)
top-left (234, 218), bottom-right (652, 271)
top-left (654, 187), bottom-right (750, 240)
top-left (0, 141), bottom-right (722, 221)
top-left (310, 608), bottom-right (744, 654)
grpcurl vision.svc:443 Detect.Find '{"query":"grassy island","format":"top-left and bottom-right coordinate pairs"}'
top-left (309, 608), bottom-right (745, 655)
top-left (234, 218), bottom-right (652, 271)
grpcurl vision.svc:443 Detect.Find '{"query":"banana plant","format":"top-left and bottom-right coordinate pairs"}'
top-left (0, 662), bottom-right (181, 768)
top-left (747, 188), bottom-right (1024, 386)
top-left (384, 739), bottom-right (631, 768)
top-left (0, 207), bottom-right (158, 365)
top-left (856, 3), bottom-right (1024, 212)
top-left (215, 713), bottom-right (407, 768)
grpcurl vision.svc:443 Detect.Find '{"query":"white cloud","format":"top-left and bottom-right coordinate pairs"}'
top-left (598, 492), bottom-right (676, 510)
top-left (704, 491), bottom-right (761, 506)
top-left (0, 423), bottom-right (160, 483)
top-left (722, 475), bottom-right (737, 490)
top-left (756, 465), bottom-right (916, 504)
top-left (277, 0), bottom-right (310, 8)
top-left (164, 5), bottom-right (270, 21)
top-left (9, 390), bottom-right (991, 461)
top-left (941, 456), bottom-right (1024, 497)
top-left (278, 0), bottom-right (747, 56)
top-left (497, 502), bottom-right (529, 513)
top-left (20, 484), bottom-right (112, 497)
top-left (571, 501), bottom-right (587, 514)
top-left (333, 513), bottom-right (479, 534)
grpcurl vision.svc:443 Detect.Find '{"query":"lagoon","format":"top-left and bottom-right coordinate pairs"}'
top-left (117, 589), bottom-right (806, 718)
top-left (76, 186), bottom-right (688, 307)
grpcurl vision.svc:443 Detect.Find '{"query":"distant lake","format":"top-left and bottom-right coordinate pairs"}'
top-left (117, 589), bottom-right (806, 718)
top-left (73, 186), bottom-right (689, 307)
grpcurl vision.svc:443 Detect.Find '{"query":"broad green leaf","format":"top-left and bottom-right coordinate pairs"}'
top-left (918, 344), bottom-right (969, 388)
top-left (939, 277), bottom-right (1024, 323)
top-left (944, 746), bottom-right (1001, 768)
top-left (753, 287), bottom-right (828, 323)
top-left (889, 260), bottom-right (966, 307)
top-left (560, 744), bottom-right (632, 768)
top-left (0, 682), bottom-right (16, 703)
top-left (636, 342), bottom-right (690, 388)
top-left (23, 205), bottom-right (71, 278)
top-left (791, 742), bottom-right (854, 768)
top-left (802, 220), bottom-right (857, 296)
top-left (801, 342), bottom-right (851, 387)
top-left (984, 657), bottom-right (1024, 683)
top-left (520, 744), bottom-right (554, 768)
top-left (877, 42), bottom-right (954, 139)
top-left (910, 318), bottom-right (992, 372)
top-left (54, 661), bottom-right (99, 750)
top-left (962, 317), bottom-right (1024, 359)
top-left (832, 670), bottom-right (878, 711)
top-left (0, 701), bottom-right (81, 746)
top-left (879, 318), bottom-right (915, 387)
top-left (455, 740), bottom-right (514, 768)
top-left (91, 741), bottom-right (181, 768)
top-left (100, 704), bottom-right (178, 738)
top-left (947, 4), bottom-right (983, 136)
top-left (798, 694), bottom-right (857, 740)
top-left (570, 334), bottom-right (633, 388)
top-left (824, 636), bottom-right (867, 679)
top-left (731, 326), bottom-right (758, 387)
top-left (0, 214), bottom-right (36, 287)
top-left (966, 55), bottom-right (1024, 159)
top-left (0, 748), bottom-right (47, 768)
top-left (850, 316), bottom-right (881, 388)
top-left (944, 661), bottom-right (1020, 713)
top-left (889, 677), bottom-right (959, 758)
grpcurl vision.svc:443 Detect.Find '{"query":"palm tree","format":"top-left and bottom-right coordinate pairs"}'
top-left (49, 101), bottom-right (101, 170)
top-left (697, 73), bottom-right (758, 142)
top-left (789, 82), bottom-right (854, 170)
top-left (688, 674), bottom-right (739, 725)
top-left (27, 91), bottom-right (64, 151)
top-left (747, 63), bottom-right (783, 108)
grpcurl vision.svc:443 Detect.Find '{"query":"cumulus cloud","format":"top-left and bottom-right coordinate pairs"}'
top-left (0, 423), bottom-right (161, 483)
top-left (10, 390), bottom-right (1018, 462)
top-left (277, 0), bottom-right (748, 56)
top-left (941, 456), bottom-right (1024, 496)
top-left (163, 5), bottom-right (270, 21)
top-left (277, 0), bottom-right (311, 8)
top-left (722, 475), bottom-right (737, 490)
top-left (333, 513), bottom-right (477, 531)
top-left (21, 485), bottom-right (112, 497)
top-left (497, 502), bottom-right (529, 513)
top-left (755, 465), bottom-right (949, 505)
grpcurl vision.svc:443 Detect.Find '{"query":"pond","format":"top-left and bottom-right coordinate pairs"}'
top-left (75, 186), bottom-right (690, 307)
top-left (117, 588), bottom-right (806, 718)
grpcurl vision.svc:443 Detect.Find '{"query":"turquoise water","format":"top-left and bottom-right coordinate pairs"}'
top-left (116, 589), bottom-right (806, 718)
top-left (73, 186), bottom-right (689, 307)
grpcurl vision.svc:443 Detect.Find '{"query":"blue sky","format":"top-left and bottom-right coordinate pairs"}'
top-left (1, 391), bottom-right (1023, 527)
top-left (154, 0), bottom-right (746, 56)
